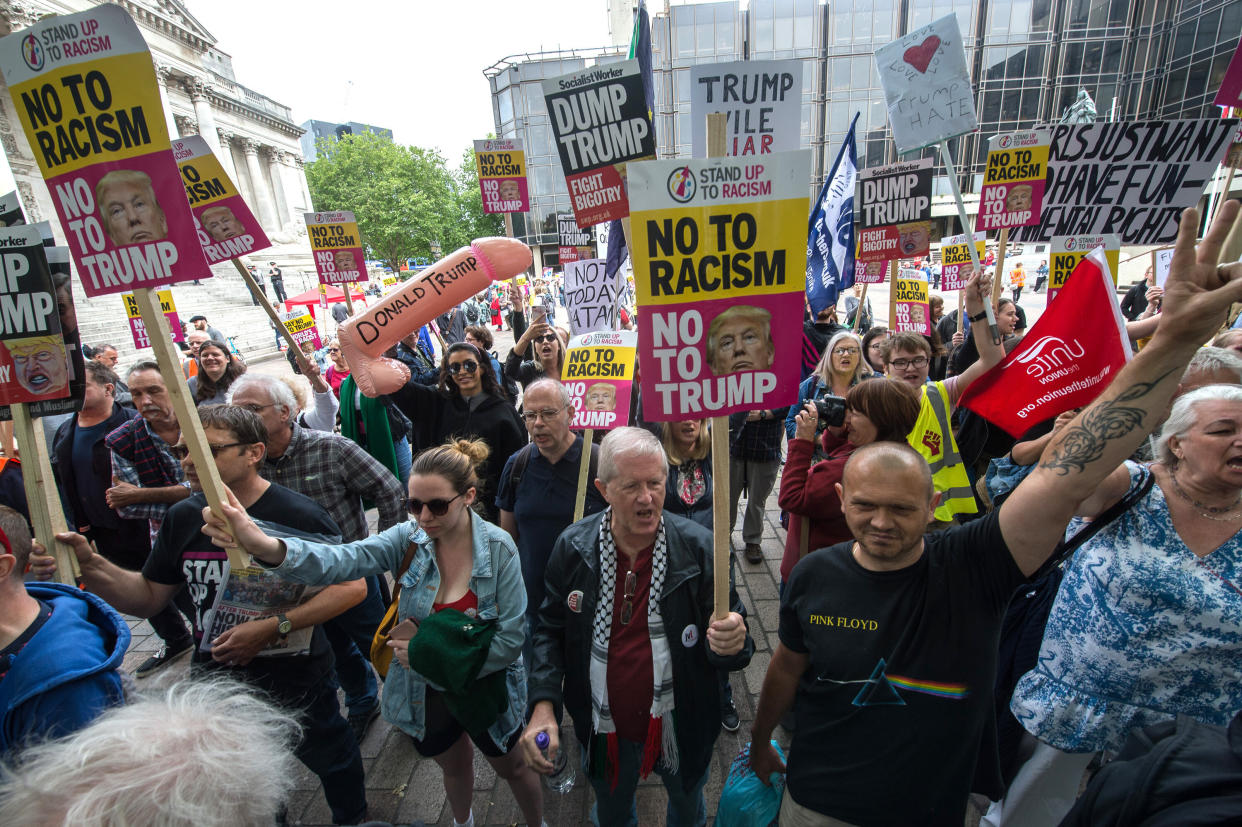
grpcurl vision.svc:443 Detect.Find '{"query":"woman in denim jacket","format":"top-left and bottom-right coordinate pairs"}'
top-left (203, 439), bottom-right (542, 827)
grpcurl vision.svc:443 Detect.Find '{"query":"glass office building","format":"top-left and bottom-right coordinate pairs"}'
top-left (486, 0), bottom-right (1241, 264)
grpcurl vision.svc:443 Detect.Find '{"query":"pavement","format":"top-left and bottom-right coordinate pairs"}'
top-left (114, 313), bottom-right (993, 826)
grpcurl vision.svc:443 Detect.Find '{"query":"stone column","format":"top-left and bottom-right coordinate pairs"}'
top-left (173, 114), bottom-right (197, 138)
top-left (295, 157), bottom-right (314, 213)
top-left (278, 153), bottom-right (307, 216)
top-left (264, 148), bottom-right (290, 228)
top-left (215, 129), bottom-right (240, 182)
top-left (188, 79), bottom-right (220, 154)
top-left (154, 64), bottom-right (177, 138)
top-left (242, 139), bottom-right (279, 231)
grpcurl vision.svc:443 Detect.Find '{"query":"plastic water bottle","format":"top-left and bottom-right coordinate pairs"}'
top-left (534, 731), bottom-right (576, 793)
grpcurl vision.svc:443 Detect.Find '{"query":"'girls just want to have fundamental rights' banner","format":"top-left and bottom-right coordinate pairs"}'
top-left (0, 4), bottom-right (212, 296)
top-left (630, 151), bottom-right (809, 420)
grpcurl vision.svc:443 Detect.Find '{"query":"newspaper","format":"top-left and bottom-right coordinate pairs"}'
top-left (199, 561), bottom-right (323, 658)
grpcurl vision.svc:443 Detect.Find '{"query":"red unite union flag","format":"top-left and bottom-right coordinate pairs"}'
top-left (958, 247), bottom-right (1132, 437)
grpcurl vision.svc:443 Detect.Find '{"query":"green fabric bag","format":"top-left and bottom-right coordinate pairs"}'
top-left (407, 609), bottom-right (509, 737)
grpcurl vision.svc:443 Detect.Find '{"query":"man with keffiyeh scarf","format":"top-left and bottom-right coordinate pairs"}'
top-left (521, 427), bottom-right (753, 826)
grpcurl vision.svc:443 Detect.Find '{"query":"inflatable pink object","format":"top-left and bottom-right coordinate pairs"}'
top-left (337, 237), bottom-right (532, 397)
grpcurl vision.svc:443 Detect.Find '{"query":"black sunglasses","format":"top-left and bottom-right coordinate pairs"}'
top-left (407, 492), bottom-right (463, 516)
top-left (447, 360), bottom-right (479, 374)
top-left (169, 442), bottom-right (249, 460)
top-left (535, 333), bottom-right (559, 343)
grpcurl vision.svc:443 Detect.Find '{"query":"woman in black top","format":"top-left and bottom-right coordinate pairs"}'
top-left (386, 342), bottom-right (524, 523)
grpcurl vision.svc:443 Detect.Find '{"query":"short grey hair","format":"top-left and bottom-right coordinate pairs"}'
top-left (125, 360), bottom-right (162, 382)
top-left (1155, 384), bottom-right (1242, 466)
top-left (0, 678), bottom-right (301, 826)
top-left (524, 377), bottom-right (571, 408)
top-left (1183, 347), bottom-right (1242, 385)
top-left (598, 426), bottom-right (667, 484)
top-left (228, 373), bottom-right (298, 422)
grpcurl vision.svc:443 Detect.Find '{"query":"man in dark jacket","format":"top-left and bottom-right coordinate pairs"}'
top-left (521, 427), bottom-right (753, 827)
top-left (0, 506), bottom-right (128, 756)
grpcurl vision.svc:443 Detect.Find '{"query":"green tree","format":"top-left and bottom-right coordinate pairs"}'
top-left (305, 131), bottom-right (458, 272)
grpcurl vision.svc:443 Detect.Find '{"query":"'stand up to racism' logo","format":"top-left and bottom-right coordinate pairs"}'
top-left (998, 135), bottom-right (1012, 149)
top-left (1064, 237), bottom-right (1077, 250)
top-left (21, 34), bottom-right (44, 71)
top-left (667, 167), bottom-right (696, 203)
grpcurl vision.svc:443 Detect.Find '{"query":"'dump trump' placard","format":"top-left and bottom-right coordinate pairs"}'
top-left (630, 151), bottom-right (809, 420)
top-left (0, 4), bottom-right (211, 296)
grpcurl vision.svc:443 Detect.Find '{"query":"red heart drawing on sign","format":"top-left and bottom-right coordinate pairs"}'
top-left (903, 35), bottom-right (941, 73)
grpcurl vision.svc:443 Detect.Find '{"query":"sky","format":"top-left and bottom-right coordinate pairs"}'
top-left (189, 0), bottom-right (616, 162)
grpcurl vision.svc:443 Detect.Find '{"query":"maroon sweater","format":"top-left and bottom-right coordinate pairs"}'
top-left (777, 430), bottom-right (856, 583)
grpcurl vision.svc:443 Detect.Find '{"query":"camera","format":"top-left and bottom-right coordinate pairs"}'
top-left (813, 392), bottom-right (847, 429)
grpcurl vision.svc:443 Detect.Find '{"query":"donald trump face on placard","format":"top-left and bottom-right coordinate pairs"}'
top-left (96, 170), bottom-right (168, 246)
top-left (707, 305), bottom-right (775, 376)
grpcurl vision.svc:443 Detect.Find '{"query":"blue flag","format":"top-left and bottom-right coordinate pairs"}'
top-left (606, 0), bottom-right (654, 279)
top-left (806, 112), bottom-right (860, 317)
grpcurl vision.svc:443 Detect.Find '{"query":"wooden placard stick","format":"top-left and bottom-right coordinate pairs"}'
top-left (341, 283), bottom-right (355, 316)
top-left (705, 112), bottom-right (732, 620)
top-left (130, 288), bottom-right (247, 570)
top-left (10, 404), bottom-right (77, 582)
top-left (231, 259), bottom-right (306, 358)
top-left (993, 227), bottom-right (1009, 313)
top-left (852, 283), bottom-right (869, 332)
top-left (574, 429), bottom-right (594, 522)
top-left (888, 260), bottom-right (899, 329)
top-left (939, 140), bottom-right (1000, 344)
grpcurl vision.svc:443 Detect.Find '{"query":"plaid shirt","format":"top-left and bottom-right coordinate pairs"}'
top-left (106, 417), bottom-right (188, 533)
top-left (728, 409), bottom-right (790, 463)
top-left (260, 422), bottom-right (406, 542)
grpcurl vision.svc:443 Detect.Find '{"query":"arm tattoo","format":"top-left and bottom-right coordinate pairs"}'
top-left (1038, 369), bottom-right (1177, 476)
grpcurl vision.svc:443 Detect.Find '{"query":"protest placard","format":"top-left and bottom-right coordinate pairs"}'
top-left (543, 59), bottom-right (656, 228)
top-left (1012, 119), bottom-right (1239, 245)
top-left (562, 329), bottom-right (636, 430)
top-left (1214, 38), bottom-right (1242, 109)
top-left (0, 191), bottom-right (22, 227)
top-left (557, 212), bottom-right (594, 263)
top-left (691, 60), bottom-right (802, 157)
top-left (174, 136), bottom-right (270, 264)
top-left (0, 4), bottom-right (211, 296)
top-left (854, 259), bottom-right (887, 284)
top-left (305, 211), bottom-right (366, 285)
top-left (281, 306), bottom-right (322, 356)
top-left (0, 224), bottom-right (67, 406)
top-left (122, 288), bottom-right (180, 349)
top-left (563, 258), bottom-right (623, 335)
top-left (874, 13), bottom-right (977, 154)
top-left (856, 158), bottom-right (934, 262)
top-left (630, 151), bottom-right (809, 420)
top-left (1154, 247), bottom-right (1174, 289)
top-left (975, 130), bottom-right (1050, 231)
top-left (474, 138), bottom-right (529, 214)
top-left (939, 231), bottom-right (986, 291)
top-left (893, 268), bottom-right (931, 334)
top-left (1048, 234), bottom-right (1120, 304)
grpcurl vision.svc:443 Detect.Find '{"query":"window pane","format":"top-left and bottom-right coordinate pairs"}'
top-left (831, 58), bottom-right (851, 89)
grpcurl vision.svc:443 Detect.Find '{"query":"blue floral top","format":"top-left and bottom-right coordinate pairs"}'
top-left (1011, 461), bottom-right (1242, 752)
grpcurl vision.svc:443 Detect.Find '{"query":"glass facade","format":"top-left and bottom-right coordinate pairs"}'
top-left (487, 0), bottom-right (1241, 256)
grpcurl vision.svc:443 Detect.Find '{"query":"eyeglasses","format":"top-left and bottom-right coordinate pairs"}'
top-left (328, 348), bottom-right (340, 354)
top-left (889, 356), bottom-right (929, 370)
top-left (833, 347), bottom-right (861, 356)
top-left (447, 360), bottom-right (479, 375)
top-left (407, 492), bottom-right (463, 516)
top-left (534, 334), bottom-right (559, 343)
top-left (619, 570), bottom-right (637, 625)
top-left (235, 403), bottom-right (274, 414)
top-left (169, 442), bottom-right (249, 460)
top-left (521, 406), bottom-right (565, 423)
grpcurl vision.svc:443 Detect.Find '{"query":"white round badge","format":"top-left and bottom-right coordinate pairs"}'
top-left (681, 624), bottom-right (699, 648)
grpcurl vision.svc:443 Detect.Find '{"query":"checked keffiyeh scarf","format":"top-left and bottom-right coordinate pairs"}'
top-left (589, 508), bottom-right (678, 789)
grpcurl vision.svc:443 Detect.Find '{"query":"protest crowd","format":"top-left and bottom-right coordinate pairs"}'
top-left (3, 4), bottom-right (1242, 827)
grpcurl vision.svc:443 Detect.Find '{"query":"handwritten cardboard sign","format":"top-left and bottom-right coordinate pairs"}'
top-left (558, 212), bottom-right (594, 264)
top-left (856, 158), bottom-right (934, 262)
top-left (561, 329), bottom-right (636, 430)
top-left (1154, 247), bottom-right (1173, 289)
top-left (305, 211), bottom-right (366, 285)
top-left (563, 258), bottom-right (623, 335)
top-left (691, 59), bottom-right (802, 157)
top-left (1012, 119), bottom-right (1239, 245)
top-left (975, 130), bottom-right (1050, 231)
top-left (474, 138), bottom-right (529, 214)
top-left (543, 59), bottom-right (656, 228)
top-left (174, 136), bottom-right (270, 265)
top-left (0, 4), bottom-right (212, 296)
top-left (630, 151), bottom-right (810, 420)
top-left (874, 13), bottom-right (978, 154)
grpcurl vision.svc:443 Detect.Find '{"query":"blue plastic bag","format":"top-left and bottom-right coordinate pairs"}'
top-left (715, 740), bottom-right (787, 827)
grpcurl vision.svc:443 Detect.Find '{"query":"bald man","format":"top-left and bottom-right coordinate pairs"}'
top-left (750, 202), bottom-right (1242, 826)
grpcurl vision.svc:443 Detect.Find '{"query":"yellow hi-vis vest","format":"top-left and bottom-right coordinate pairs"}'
top-left (907, 381), bottom-right (978, 522)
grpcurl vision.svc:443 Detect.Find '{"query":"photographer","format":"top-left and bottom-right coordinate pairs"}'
top-left (776, 380), bottom-right (921, 591)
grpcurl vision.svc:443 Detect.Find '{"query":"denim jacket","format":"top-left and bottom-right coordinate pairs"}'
top-left (276, 511), bottom-right (527, 745)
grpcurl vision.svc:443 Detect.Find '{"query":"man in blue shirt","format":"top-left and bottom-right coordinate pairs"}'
top-left (496, 378), bottom-right (606, 667)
